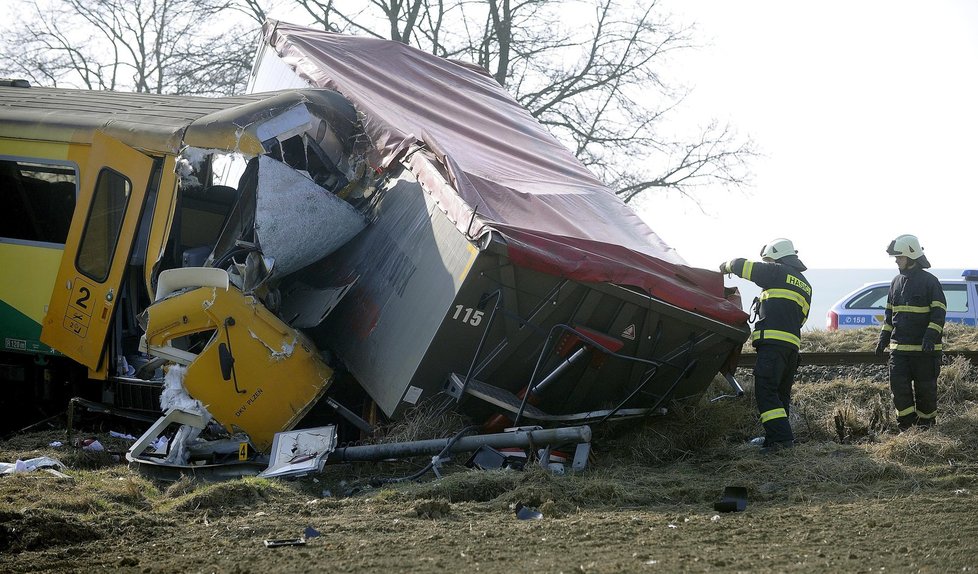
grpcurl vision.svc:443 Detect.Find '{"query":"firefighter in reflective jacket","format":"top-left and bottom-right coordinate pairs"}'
top-left (720, 238), bottom-right (812, 452)
top-left (876, 234), bottom-right (945, 430)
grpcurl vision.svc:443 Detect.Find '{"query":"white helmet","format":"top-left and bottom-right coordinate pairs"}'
top-left (759, 238), bottom-right (797, 261)
top-left (886, 234), bottom-right (924, 259)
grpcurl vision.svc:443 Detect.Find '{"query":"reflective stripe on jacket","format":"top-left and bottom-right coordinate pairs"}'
top-left (722, 258), bottom-right (812, 349)
top-left (882, 267), bottom-right (946, 353)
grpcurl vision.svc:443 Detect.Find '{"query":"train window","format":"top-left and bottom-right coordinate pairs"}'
top-left (0, 159), bottom-right (77, 244)
top-left (76, 168), bottom-right (131, 282)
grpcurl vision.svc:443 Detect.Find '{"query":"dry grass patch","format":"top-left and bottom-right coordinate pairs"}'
top-left (157, 476), bottom-right (294, 515)
top-left (799, 323), bottom-right (978, 352)
top-left (375, 395), bottom-right (474, 444)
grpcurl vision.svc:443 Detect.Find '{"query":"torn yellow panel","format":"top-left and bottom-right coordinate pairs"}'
top-left (143, 285), bottom-right (333, 452)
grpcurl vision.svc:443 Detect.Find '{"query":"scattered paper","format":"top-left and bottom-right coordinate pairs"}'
top-left (81, 440), bottom-right (104, 452)
top-left (0, 457), bottom-right (65, 475)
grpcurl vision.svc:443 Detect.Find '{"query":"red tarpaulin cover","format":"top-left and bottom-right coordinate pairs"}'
top-left (259, 21), bottom-right (747, 325)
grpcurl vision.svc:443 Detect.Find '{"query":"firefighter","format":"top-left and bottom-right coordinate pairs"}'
top-left (720, 238), bottom-right (812, 453)
top-left (875, 234), bottom-right (945, 430)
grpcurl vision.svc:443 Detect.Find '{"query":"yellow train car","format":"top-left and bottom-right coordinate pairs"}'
top-left (0, 82), bottom-right (363, 450)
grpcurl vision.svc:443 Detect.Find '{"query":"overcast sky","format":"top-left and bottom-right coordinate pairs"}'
top-left (637, 0), bottom-right (978, 270)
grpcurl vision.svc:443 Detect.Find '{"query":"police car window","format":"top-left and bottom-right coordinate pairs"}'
top-left (846, 286), bottom-right (889, 309)
top-left (944, 284), bottom-right (967, 313)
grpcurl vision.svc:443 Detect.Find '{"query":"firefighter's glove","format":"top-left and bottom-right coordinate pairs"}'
top-left (719, 262), bottom-right (729, 274)
top-left (875, 332), bottom-right (891, 357)
top-left (921, 330), bottom-right (938, 353)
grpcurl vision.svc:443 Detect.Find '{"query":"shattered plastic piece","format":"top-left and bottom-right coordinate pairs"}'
top-left (713, 486), bottom-right (748, 512)
top-left (259, 426), bottom-right (337, 478)
top-left (0, 457), bottom-right (65, 475)
top-left (49, 441), bottom-right (63, 448)
top-left (304, 526), bottom-right (321, 538)
top-left (515, 503), bottom-right (543, 520)
top-left (548, 463), bottom-right (565, 475)
top-left (150, 436), bottom-right (169, 453)
top-left (160, 365), bottom-right (212, 419)
top-left (165, 424), bottom-right (203, 465)
top-left (81, 439), bottom-right (104, 452)
top-left (263, 538), bottom-right (306, 548)
top-left (156, 366), bottom-right (212, 465)
top-left (110, 431), bottom-right (138, 440)
top-left (465, 445), bottom-right (507, 471)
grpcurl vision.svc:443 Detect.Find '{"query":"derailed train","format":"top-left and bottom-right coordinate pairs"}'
top-left (0, 21), bottom-right (749, 467)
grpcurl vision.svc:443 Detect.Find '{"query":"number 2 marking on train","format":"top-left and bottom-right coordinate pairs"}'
top-left (75, 286), bottom-right (91, 309)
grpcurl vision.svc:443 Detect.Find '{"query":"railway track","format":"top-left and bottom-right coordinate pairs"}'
top-left (738, 350), bottom-right (978, 367)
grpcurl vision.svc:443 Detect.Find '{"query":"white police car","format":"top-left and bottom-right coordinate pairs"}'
top-left (826, 270), bottom-right (978, 330)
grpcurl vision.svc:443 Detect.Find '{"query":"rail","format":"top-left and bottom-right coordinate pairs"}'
top-left (738, 350), bottom-right (978, 367)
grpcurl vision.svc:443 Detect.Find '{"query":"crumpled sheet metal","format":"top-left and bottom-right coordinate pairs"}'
top-left (255, 155), bottom-right (366, 278)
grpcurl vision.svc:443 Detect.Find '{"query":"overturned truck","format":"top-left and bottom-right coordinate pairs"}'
top-left (0, 21), bottom-right (749, 474)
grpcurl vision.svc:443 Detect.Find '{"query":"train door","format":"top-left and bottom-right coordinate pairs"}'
top-left (41, 132), bottom-right (155, 370)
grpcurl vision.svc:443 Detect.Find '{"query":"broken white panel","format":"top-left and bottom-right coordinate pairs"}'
top-left (278, 277), bottom-right (358, 328)
top-left (158, 365), bottom-right (214, 465)
top-left (155, 267), bottom-right (229, 301)
top-left (256, 104), bottom-right (318, 146)
top-left (255, 155), bottom-right (366, 277)
top-left (247, 40), bottom-right (313, 94)
top-left (402, 385), bottom-right (423, 405)
top-left (259, 425), bottom-right (337, 478)
top-left (240, 251), bottom-right (275, 294)
top-left (160, 365), bottom-right (211, 416)
top-left (211, 151), bottom-right (249, 188)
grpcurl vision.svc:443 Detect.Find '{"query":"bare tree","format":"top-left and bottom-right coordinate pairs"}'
top-left (0, 0), bottom-right (754, 200)
top-left (0, 0), bottom-right (264, 95)
top-left (288, 0), bottom-right (756, 202)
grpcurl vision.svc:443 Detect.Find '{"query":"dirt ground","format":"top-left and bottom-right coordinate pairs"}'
top-left (3, 352), bottom-right (978, 573)
top-left (1, 442), bottom-right (976, 573)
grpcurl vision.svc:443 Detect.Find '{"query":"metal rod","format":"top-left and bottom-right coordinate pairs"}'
top-left (531, 346), bottom-right (589, 395)
top-left (329, 425), bottom-right (591, 463)
top-left (596, 367), bottom-right (659, 425)
top-left (640, 359), bottom-right (698, 421)
top-left (325, 397), bottom-right (375, 435)
top-left (513, 323), bottom-right (672, 428)
top-left (723, 373), bottom-right (745, 396)
top-left (458, 289), bottom-right (502, 400)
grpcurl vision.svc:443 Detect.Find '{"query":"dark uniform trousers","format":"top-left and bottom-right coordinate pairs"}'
top-left (754, 343), bottom-right (798, 444)
top-left (889, 353), bottom-right (940, 429)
